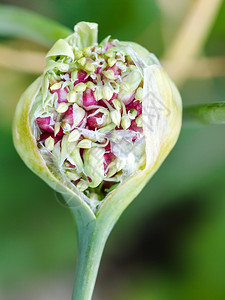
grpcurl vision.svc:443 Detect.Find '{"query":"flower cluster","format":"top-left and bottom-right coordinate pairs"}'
top-left (13, 22), bottom-right (182, 213)
top-left (33, 33), bottom-right (146, 201)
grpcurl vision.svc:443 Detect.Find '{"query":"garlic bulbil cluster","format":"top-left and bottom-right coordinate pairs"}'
top-left (32, 23), bottom-right (148, 205)
top-left (14, 22), bottom-right (182, 213)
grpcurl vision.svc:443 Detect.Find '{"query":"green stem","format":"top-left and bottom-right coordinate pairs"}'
top-left (183, 102), bottom-right (225, 125)
top-left (70, 206), bottom-right (111, 300)
top-left (64, 158), bottom-right (170, 300)
top-left (0, 4), bottom-right (72, 47)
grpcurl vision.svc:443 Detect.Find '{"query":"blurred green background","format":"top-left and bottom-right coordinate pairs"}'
top-left (0, 0), bottom-right (225, 299)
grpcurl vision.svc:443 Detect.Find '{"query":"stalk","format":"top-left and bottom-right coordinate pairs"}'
top-left (70, 205), bottom-right (112, 300)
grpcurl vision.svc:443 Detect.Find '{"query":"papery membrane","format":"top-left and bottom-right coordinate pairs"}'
top-left (143, 65), bottom-right (182, 168)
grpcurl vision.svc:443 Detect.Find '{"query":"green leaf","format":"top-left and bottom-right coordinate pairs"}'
top-left (183, 102), bottom-right (225, 125)
top-left (0, 4), bottom-right (72, 47)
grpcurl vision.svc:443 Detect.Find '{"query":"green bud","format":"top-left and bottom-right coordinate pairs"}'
top-left (121, 115), bottom-right (131, 130)
top-left (105, 48), bottom-right (114, 58)
top-left (71, 70), bottom-right (78, 82)
top-left (135, 114), bottom-right (142, 127)
top-left (110, 110), bottom-right (121, 127)
top-left (72, 104), bottom-right (86, 126)
top-left (83, 148), bottom-right (105, 188)
top-left (106, 158), bottom-right (125, 178)
top-left (45, 136), bottom-right (54, 151)
top-left (68, 129), bottom-right (80, 142)
top-left (74, 82), bottom-right (86, 92)
top-left (108, 58), bottom-right (117, 67)
top-left (97, 122), bottom-right (116, 133)
top-left (135, 87), bottom-right (143, 101)
top-left (94, 86), bottom-right (103, 101)
top-left (123, 70), bottom-right (142, 92)
top-left (77, 139), bottom-right (92, 148)
top-left (82, 47), bottom-right (91, 56)
top-left (106, 164), bottom-right (118, 178)
top-left (74, 50), bottom-right (83, 60)
top-left (85, 63), bottom-right (96, 73)
top-left (102, 86), bottom-right (114, 100)
top-left (66, 91), bottom-right (79, 103)
top-left (54, 123), bottom-right (61, 136)
top-left (112, 99), bottom-right (122, 111)
top-left (56, 103), bottom-right (69, 113)
top-left (50, 82), bottom-right (61, 91)
top-left (86, 81), bottom-right (96, 90)
top-left (78, 57), bottom-right (86, 66)
top-left (103, 70), bottom-right (115, 80)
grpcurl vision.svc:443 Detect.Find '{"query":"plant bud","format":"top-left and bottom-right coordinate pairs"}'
top-left (68, 129), bottom-right (80, 142)
top-left (102, 86), bottom-right (114, 100)
top-left (13, 21), bottom-right (182, 216)
top-left (110, 110), bottom-right (121, 127)
top-left (121, 115), bottom-right (131, 130)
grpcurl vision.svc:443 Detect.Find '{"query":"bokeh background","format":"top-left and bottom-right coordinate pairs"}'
top-left (0, 0), bottom-right (225, 299)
